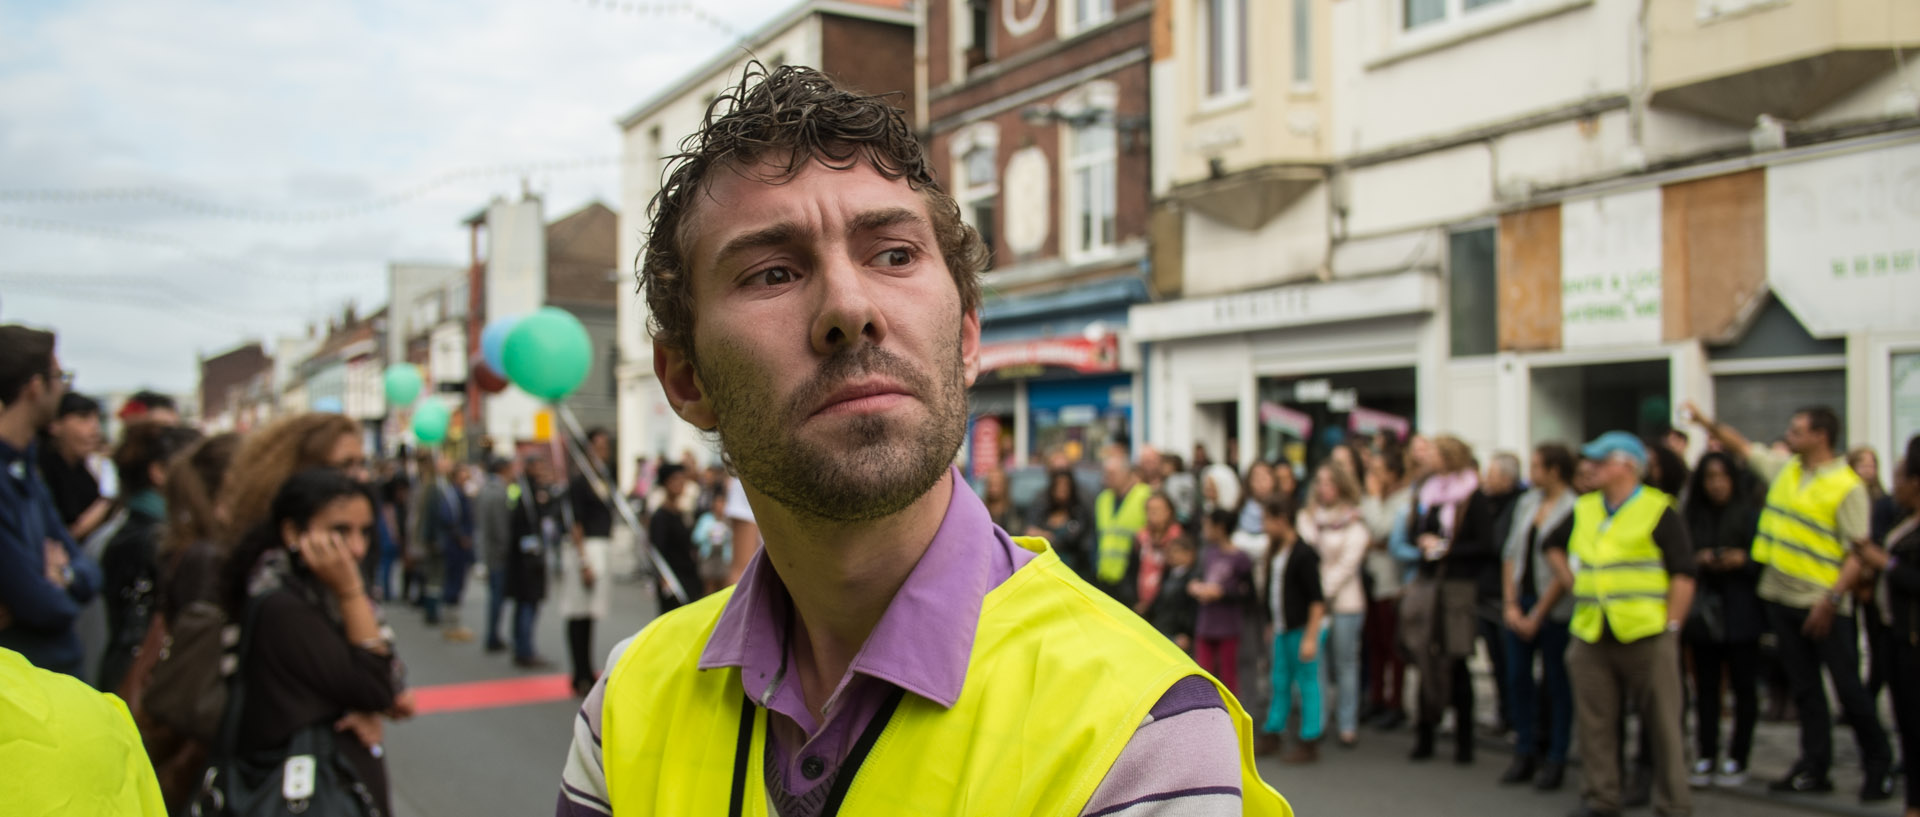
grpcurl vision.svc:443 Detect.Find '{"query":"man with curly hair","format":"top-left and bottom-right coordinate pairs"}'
top-left (556, 65), bottom-right (1286, 816)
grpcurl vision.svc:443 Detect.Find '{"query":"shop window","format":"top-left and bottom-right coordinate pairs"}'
top-left (1448, 227), bottom-right (1498, 358)
top-left (1531, 360), bottom-right (1671, 446)
top-left (1257, 368), bottom-right (1419, 480)
top-left (1894, 352), bottom-right (1920, 453)
top-left (1713, 370), bottom-right (1847, 447)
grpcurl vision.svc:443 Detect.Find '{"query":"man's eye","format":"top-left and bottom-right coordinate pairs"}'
top-left (754, 268), bottom-right (796, 286)
top-left (874, 248), bottom-right (912, 267)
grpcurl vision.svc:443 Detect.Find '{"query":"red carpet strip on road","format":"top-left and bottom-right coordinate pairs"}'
top-left (410, 673), bottom-right (575, 715)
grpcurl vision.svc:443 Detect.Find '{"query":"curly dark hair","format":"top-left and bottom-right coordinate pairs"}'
top-left (638, 62), bottom-right (986, 356)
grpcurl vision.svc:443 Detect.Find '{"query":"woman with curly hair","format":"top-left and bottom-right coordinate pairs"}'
top-left (217, 413), bottom-right (366, 545)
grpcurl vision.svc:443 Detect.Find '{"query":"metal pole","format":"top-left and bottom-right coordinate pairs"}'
top-left (556, 403), bottom-right (688, 604)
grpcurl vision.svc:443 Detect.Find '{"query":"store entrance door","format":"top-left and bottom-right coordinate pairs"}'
top-left (1531, 359), bottom-right (1671, 446)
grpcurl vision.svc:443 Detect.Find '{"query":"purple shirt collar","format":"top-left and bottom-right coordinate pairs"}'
top-left (699, 466), bottom-right (1032, 711)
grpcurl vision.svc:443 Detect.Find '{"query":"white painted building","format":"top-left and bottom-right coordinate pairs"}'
top-left (1137, 0), bottom-right (1920, 475)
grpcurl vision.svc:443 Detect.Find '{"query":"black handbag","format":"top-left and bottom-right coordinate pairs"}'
top-left (191, 592), bottom-right (381, 817)
top-left (1685, 587), bottom-right (1728, 644)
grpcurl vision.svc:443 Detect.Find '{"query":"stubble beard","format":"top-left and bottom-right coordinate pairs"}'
top-left (700, 334), bottom-right (968, 524)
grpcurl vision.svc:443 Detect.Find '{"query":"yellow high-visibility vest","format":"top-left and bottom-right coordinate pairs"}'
top-left (1094, 483), bottom-right (1151, 586)
top-left (599, 537), bottom-right (1290, 816)
top-left (0, 647), bottom-right (167, 815)
top-left (1752, 457), bottom-right (1861, 590)
top-left (1569, 488), bottom-right (1673, 645)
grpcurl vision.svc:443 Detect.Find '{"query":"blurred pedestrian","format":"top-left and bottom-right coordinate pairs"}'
top-left (1498, 443), bottom-right (1577, 791)
top-left (692, 486), bottom-right (733, 596)
top-left (40, 392), bottom-right (112, 543)
top-left (1261, 494), bottom-right (1327, 764)
top-left (213, 468), bottom-right (412, 817)
top-left (1236, 461), bottom-right (1278, 561)
top-left (1193, 509), bottom-right (1253, 696)
top-left (1546, 432), bottom-right (1695, 817)
top-left (1852, 445), bottom-right (1900, 704)
top-left (1133, 492), bottom-right (1184, 616)
top-left (96, 421), bottom-right (202, 692)
top-left (564, 428), bottom-right (617, 696)
top-left (1093, 452), bottom-right (1149, 607)
top-left (423, 452), bottom-right (475, 642)
top-left (508, 457), bottom-right (560, 668)
top-left (1853, 435), bottom-right (1919, 817)
top-left (981, 467), bottom-right (1019, 531)
top-left (1027, 468), bottom-right (1093, 579)
top-left (0, 325), bottom-right (103, 678)
top-left (1147, 535), bottom-right (1201, 652)
top-left (217, 412), bottom-right (367, 543)
top-left (1688, 402), bottom-right (1896, 800)
top-left (1402, 435), bottom-right (1493, 765)
top-left (646, 462), bottom-right (701, 616)
top-left (117, 390), bottom-right (181, 426)
top-left (1299, 464), bottom-right (1368, 747)
top-left (477, 456), bottom-right (516, 655)
top-left (1681, 451), bottom-right (1764, 789)
top-left (1478, 451), bottom-right (1526, 736)
top-left (1360, 440), bottom-right (1413, 730)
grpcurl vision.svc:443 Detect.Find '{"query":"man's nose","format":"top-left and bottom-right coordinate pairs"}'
top-left (810, 255), bottom-right (889, 356)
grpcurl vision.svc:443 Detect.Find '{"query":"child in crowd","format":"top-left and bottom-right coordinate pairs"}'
top-left (1262, 495), bottom-right (1328, 765)
top-left (1147, 535), bottom-right (1201, 652)
top-left (691, 490), bottom-right (733, 596)
top-left (1190, 510), bottom-right (1253, 693)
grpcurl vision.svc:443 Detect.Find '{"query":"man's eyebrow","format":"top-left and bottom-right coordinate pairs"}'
top-left (712, 221), bottom-right (804, 270)
top-left (849, 206), bottom-right (928, 235)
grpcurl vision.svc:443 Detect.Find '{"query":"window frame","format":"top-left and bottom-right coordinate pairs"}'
top-left (1062, 0), bottom-right (1115, 36)
top-left (951, 121), bottom-right (1002, 268)
top-left (1057, 82), bottom-right (1120, 262)
top-left (1199, 0), bottom-right (1250, 106)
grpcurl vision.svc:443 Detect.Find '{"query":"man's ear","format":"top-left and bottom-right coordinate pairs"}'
top-left (655, 339), bottom-right (718, 431)
top-left (960, 309), bottom-right (982, 389)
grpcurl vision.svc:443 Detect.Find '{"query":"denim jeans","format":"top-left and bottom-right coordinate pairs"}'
top-left (1326, 612), bottom-right (1365, 735)
top-left (513, 600), bottom-right (540, 661)
top-left (1504, 596), bottom-right (1573, 763)
top-left (484, 569), bottom-right (509, 648)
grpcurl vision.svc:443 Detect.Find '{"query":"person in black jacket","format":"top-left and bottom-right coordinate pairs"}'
top-left (1260, 495), bottom-right (1327, 765)
top-left (1406, 435), bottom-right (1498, 766)
top-left (1857, 435), bottom-right (1920, 817)
top-left (1681, 451), bottom-right (1765, 787)
top-left (96, 421), bottom-right (201, 692)
top-left (1146, 535), bottom-right (1201, 651)
top-left (647, 463), bottom-right (703, 615)
top-left (507, 457), bottom-right (559, 668)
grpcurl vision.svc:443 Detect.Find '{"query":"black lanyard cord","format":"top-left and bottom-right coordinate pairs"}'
top-left (729, 686), bottom-right (908, 817)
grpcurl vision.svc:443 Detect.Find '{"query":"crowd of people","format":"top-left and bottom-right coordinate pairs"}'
top-left (0, 323), bottom-right (744, 815)
top-left (980, 404), bottom-right (1919, 817)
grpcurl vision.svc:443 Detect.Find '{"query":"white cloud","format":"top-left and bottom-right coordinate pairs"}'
top-left (0, 0), bottom-right (795, 396)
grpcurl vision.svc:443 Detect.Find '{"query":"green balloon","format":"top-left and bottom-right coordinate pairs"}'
top-left (384, 365), bottom-right (424, 407)
top-left (412, 400), bottom-right (452, 444)
top-left (502, 306), bottom-right (593, 402)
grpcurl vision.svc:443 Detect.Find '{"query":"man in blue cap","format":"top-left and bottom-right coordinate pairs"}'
top-left (1545, 431), bottom-right (1696, 817)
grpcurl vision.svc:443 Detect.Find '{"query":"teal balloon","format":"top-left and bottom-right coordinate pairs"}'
top-left (384, 365), bottom-right (424, 407)
top-left (411, 400), bottom-right (452, 444)
top-left (502, 306), bottom-right (592, 402)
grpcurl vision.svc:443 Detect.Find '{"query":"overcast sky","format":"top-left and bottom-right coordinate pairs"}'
top-left (0, 0), bottom-right (796, 396)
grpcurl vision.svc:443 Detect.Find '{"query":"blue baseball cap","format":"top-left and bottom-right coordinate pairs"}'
top-left (1581, 431), bottom-right (1648, 465)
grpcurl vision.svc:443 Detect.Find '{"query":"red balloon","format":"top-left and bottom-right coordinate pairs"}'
top-left (472, 356), bottom-right (508, 394)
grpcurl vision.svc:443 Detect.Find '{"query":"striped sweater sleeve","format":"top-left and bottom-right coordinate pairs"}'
top-left (555, 637), bottom-right (634, 817)
top-left (1079, 675), bottom-right (1243, 817)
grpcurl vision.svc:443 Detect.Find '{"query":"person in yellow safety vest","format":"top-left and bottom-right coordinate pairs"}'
top-left (1094, 452), bottom-right (1152, 608)
top-left (1545, 432), bottom-right (1697, 817)
top-left (553, 62), bottom-right (1289, 817)
top-left (1684, 401), bottom-right (1897, 801)
top-left (0, 646), bottom-right (167, 815)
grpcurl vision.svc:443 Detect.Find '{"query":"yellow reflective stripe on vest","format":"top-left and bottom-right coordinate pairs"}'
top-left (1752, 458), bottom-right (1859, 588)
top-left (600, 537), bottom-right (1292, 816)
top-left (1568, 488), bottom-right (1672, 644)
top-left (1095, 484), bottom-right (1150, 585)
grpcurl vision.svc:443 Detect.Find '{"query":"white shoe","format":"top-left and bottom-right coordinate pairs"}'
top-left (1713, 759), bottom-right (1748, 788)
top-left (1688, 758), bottom-right (1714, 788)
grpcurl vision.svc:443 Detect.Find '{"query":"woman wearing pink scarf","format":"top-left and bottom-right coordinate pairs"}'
top-left (1401, 435), bottom-right (1499, 765)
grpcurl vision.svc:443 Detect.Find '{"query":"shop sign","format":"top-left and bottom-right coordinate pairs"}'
top-left (972, 416), bottom-right (1003, 476)
top-left (1259, 401), bottom-right (1313, 437)
top-left (1560, 188), bottom-right (1663, 349)
top-left (1347, 406), bottom-right (1411, 438)
top-left (978, 335), bottom-right (1120, 378)
top-left (1293, 379), bottom-right (1331, 402)
top-left (1327, 389), bottom-right (1358, 413)
top-left (1767, 140), bottom-right (1920, 337)
top-left (1128, 269), bottom-right (1438, 342)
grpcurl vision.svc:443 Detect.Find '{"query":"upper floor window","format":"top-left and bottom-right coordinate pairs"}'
top-left (1064, 0), bottom-right (1115, 35)
top-left (1405, 0), bottom-right (1509, 30)
top-left (1202, 0), bottom-right (1249, 100)
top-left (1292, 0), bottom-right (1312, 89)
top-left (1057, 82), bottom-right (1119, 259)
top-left (952, 121), bottom-right (1001, 269)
